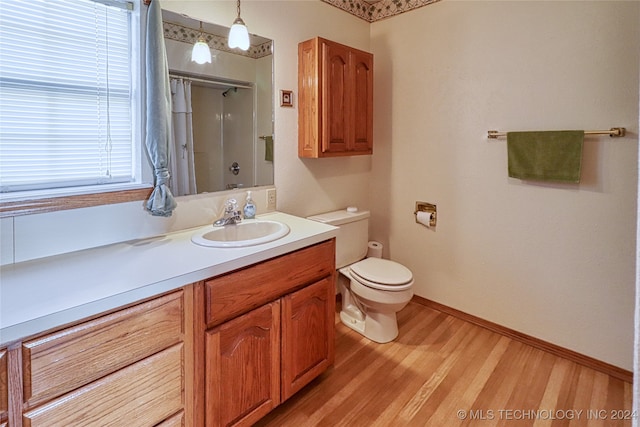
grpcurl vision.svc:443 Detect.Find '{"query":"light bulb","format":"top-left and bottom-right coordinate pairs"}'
top-left (191, 38), bottom-right (211, 64)
top-left (228, 17), bottom-right (250, 51)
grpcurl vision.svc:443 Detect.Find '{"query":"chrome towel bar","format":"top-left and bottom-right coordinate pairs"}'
top-left (487, 127), bottom-right (626, 139)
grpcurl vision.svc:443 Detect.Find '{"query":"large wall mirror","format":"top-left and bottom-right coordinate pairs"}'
top-left (162, 10), bottom-right (274, 196)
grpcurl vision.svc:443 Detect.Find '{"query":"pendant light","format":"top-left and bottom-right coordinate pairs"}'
top-left (191, 21), bottom-right (211, 64)
top-left (228, 0), bottom-right (250, 51)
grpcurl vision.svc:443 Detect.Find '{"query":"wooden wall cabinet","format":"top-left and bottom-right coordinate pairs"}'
top-left (298, 37), bottom-right (373, 158)
top-left (201, 239), bottom-right (336, 426)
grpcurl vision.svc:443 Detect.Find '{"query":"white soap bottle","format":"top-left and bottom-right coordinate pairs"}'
top-left (243, 191), bottom-right (256, 219)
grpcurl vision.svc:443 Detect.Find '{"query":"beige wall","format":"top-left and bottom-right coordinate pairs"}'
top-left (167, 0), bottom-right (638, 370)
top-left (370, 1), bottom-right (639, 370)
top-left (4, 0), bottom-right (637, 371)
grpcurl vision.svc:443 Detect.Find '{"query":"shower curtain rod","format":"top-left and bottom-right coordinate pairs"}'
top-left (168, 71), bottom-right (252, 90)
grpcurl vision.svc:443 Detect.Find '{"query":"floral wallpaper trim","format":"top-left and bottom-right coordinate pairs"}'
top-left (321, 0), bottom-right (441, 22)
top-left (163, 21), bottom-right (273, 59)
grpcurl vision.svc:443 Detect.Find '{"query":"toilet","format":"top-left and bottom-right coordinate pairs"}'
top-left (307, 209), bottom-right (414, 343)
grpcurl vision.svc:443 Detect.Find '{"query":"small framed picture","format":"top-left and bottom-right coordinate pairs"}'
top-left (280, 90), bottom-right (293, 107)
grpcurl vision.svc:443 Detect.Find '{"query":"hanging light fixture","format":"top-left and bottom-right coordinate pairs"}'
top-left (228, 0), bottom-right (250, 51)
top-left (191, 21), bottom-right (211, 64)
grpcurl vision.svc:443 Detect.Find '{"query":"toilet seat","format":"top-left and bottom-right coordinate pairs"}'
top-left (349, 258), bottom-right (413, 291)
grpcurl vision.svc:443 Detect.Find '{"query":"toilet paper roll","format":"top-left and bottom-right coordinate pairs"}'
top-left (367, 241), bottom-right (383, 258)
top-left (416, 211), bottom-right (433, 228)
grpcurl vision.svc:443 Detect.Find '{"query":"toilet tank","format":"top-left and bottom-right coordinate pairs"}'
top-left (307, 209), bottom-right (370, 268)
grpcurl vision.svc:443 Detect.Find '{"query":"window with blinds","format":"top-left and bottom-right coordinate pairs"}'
top-left (0, 0), bottom-right (140, 195)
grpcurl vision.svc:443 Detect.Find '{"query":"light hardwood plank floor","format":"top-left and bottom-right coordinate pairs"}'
top-left (256, 301), bottom-right (632, 427)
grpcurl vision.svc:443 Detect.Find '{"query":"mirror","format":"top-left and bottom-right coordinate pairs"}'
top-left (161, 10), bottom-right (274, 195)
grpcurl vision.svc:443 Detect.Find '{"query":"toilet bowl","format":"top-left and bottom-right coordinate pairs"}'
top-left (339, 257), bottom-right (414, 343)
top-left (307, 209), bottom-right (414, 343)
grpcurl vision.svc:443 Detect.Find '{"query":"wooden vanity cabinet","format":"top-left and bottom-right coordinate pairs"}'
top-left (298, 37), bottom-right (373, 158)
top-left (1, 239), bottom-right (334, 426)
top-left (5, 289), bottom-right (193, 427)
top-left (202, 239), bottom-right (336, 427)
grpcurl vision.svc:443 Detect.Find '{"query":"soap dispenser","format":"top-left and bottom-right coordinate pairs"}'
top-left (243, 191), bottom-right (256, 219)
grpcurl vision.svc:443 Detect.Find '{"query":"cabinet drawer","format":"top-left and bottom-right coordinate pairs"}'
top-left (23, 291), bottom-right (184, 405)
top-left (23, 343), bottom-right (184, 427)
top-left (205, 239), bottom-right (335, 327)
top-left (156, 411), bottom-right (184, 427)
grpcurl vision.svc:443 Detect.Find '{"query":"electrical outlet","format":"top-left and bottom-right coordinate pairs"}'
top-left (266, 189), bottom-right (277, 211)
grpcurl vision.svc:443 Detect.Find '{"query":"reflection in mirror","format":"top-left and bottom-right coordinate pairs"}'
top-left (161, 10), bottom-right (274, 195)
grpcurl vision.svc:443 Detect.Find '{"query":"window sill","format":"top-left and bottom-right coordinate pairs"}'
top-left (0, 186), bottom-right (154, 218)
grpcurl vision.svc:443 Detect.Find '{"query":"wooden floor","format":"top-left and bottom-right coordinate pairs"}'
top-left (256, 301), bottom-right (632, 427)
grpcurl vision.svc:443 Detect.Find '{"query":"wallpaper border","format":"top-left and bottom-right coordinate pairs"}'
top-left (321, 0), bottom-right (442, 22)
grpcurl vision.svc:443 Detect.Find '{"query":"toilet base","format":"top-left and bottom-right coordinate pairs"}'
top-left (340, 309), bottom-right (399, 344)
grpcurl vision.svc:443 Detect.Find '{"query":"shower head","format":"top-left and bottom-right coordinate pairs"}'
top-left (222, 87), bottom-right (238, 97)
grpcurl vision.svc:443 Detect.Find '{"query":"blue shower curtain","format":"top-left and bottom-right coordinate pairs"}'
top-left (144, 0), bottom-right (177, 217)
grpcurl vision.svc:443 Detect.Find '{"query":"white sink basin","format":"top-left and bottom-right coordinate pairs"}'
top-left (191, 220), bottom-right (290, 248)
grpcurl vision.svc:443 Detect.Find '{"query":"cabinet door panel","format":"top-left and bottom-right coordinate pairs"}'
top-left (352, 50), bottom-right (373, 154)
top-left (206, 302), bottom-right (281, 427)
top-left (322, 40), bottom-right (350, 153)
top-left (298, 39), bottom-right (320, 158)
top-left (281, 276), bottom-right (335, 400)
top-left (23, 344), bottom-right (184, 427)
top-left (23, 291), bottom-right (183, 406)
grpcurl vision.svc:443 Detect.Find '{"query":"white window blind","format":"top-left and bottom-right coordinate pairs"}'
top-left (0, 0), bottom-right (137, 194)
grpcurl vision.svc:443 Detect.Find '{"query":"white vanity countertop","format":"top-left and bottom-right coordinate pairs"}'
top-left (0, 212), bottom-right (337, 346)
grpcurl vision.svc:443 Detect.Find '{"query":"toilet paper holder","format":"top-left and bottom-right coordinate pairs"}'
top-left (414, 202), bottom-right (437, 227)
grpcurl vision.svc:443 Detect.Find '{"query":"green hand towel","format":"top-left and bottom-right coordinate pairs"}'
top-left (264, 135), bottom-right (274, 162)
top-left (507, 130), bottom-right (584, 183)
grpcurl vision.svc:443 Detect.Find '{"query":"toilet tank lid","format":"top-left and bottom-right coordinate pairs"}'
top-left (307, 209), bottom-right (370, 226)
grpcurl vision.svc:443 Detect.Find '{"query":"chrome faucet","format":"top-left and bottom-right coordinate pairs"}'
top-left (213, 198), bottom-right (242, 226)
